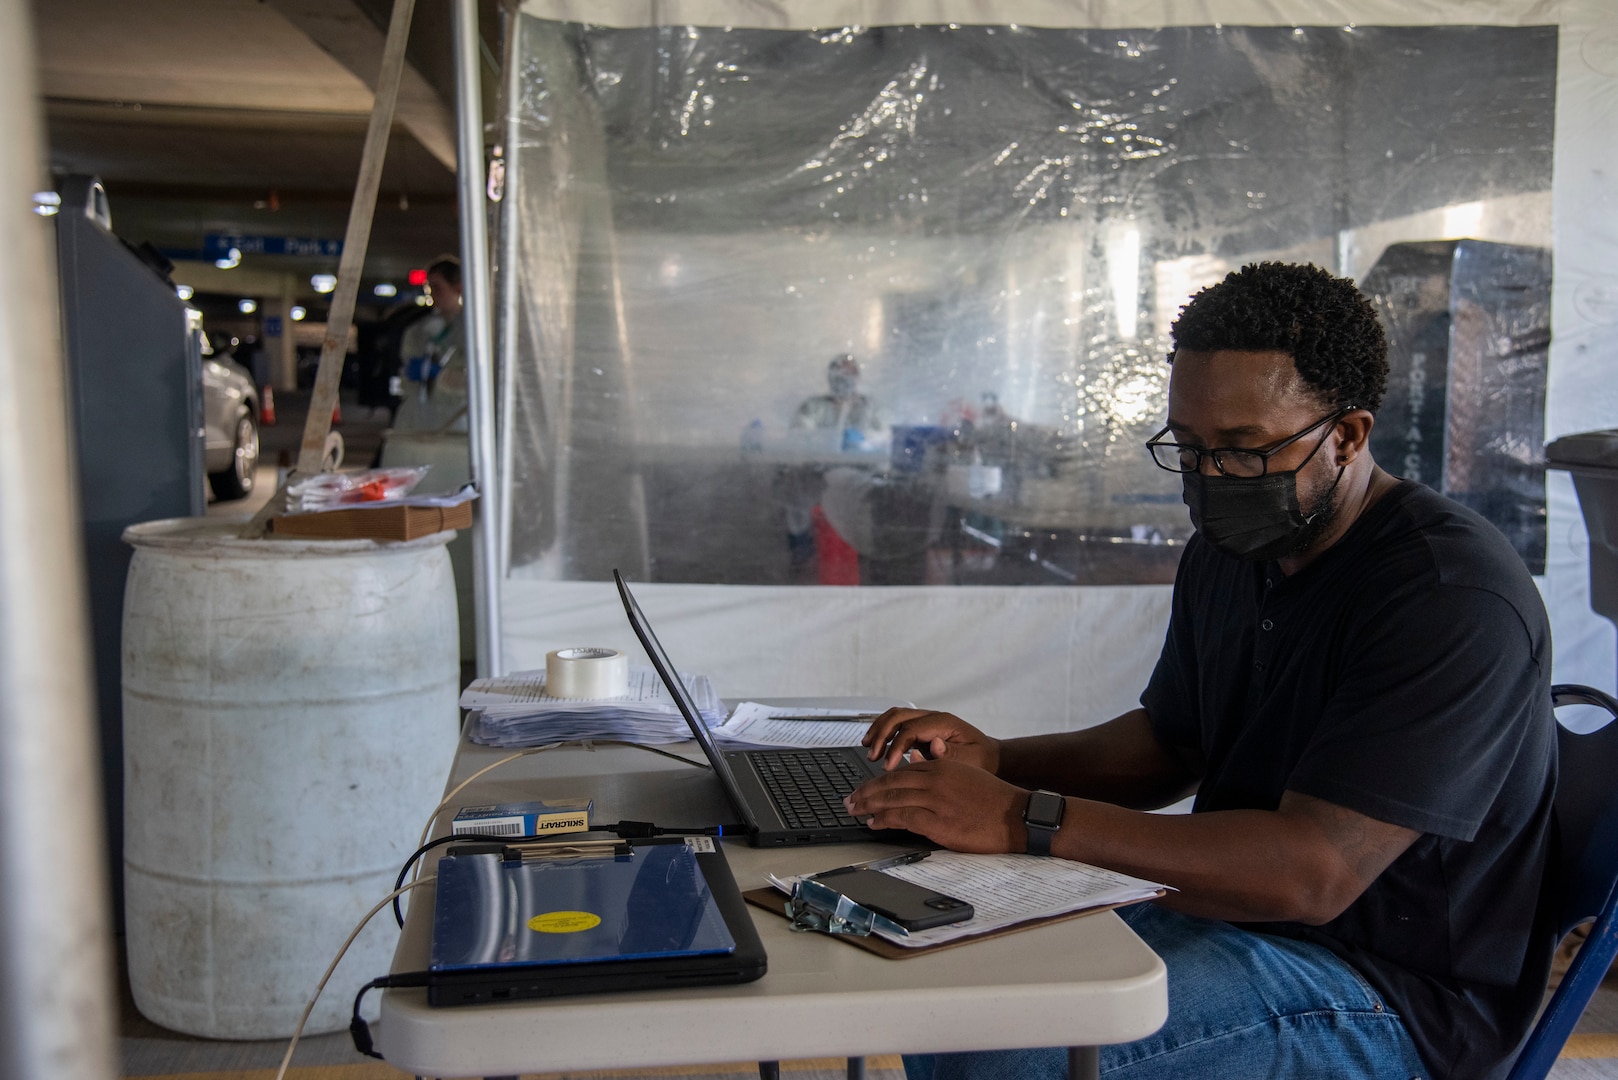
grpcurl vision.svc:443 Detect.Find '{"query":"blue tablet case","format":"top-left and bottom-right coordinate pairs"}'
top-left (427, 839), bottom-right (765, 1005)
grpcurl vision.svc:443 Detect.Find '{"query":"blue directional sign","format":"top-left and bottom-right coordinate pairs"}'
top-left (264, 316), bottom-right (283, 337)
top-left (205, 234), bottom-right (343, 258)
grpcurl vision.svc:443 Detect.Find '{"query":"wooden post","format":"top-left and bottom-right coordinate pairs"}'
top-left (244, 0), bottom-right (417, 537)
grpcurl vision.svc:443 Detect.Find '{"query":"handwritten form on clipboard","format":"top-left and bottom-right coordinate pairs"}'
top-left (771, 851), bottom-right (1169, 948)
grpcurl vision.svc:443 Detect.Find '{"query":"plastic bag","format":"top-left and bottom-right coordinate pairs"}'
top-left (287, 467), bottom-right (431, 511)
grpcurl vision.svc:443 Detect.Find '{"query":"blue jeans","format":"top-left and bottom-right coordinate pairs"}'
top-left (905, 903), bottom-right (1430, 1080)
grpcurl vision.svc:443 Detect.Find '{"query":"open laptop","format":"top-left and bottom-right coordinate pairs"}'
top-left (426, 837), bottom-right (766, 1006)
top-left (614, 569), bottom-right (894, 847)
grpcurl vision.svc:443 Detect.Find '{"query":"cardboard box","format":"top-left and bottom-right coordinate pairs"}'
top-left (270, 499), bottom-right (472, 541)
top-left (451, 800), bottom-right (594, 838)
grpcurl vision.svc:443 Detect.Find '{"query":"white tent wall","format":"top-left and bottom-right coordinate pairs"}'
top-left (494, 0), bottom-right (1617, 735)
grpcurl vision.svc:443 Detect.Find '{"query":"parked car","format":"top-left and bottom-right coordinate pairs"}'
top-left (197, 328), bottom-right (260, 501)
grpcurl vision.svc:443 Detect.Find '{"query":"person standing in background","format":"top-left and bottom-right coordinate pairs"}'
top-left (776, 355), bottom-right (891, 582)
top-left (391, 256), bottom-right (467, 436)
top-left (792, 354), bottom-right (888, 436)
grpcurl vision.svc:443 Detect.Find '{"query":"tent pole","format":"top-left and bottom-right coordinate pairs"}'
top-left (455, 0), bottom-right (504, 677)
top-left (496, 3), bottom-right (523, 588)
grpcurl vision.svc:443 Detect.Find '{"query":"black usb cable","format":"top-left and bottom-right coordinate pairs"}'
top-left (349, 972), bottom-right (428, 1059)
top-left (390, 821), bottom-right (745, 926)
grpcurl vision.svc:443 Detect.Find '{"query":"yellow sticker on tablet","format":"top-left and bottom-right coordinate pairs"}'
top-left (528, 911), bottom-right (601, 934)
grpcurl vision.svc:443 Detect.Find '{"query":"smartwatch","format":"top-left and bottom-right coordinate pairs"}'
top-left (1023, 789), bottom-right (1066, 856)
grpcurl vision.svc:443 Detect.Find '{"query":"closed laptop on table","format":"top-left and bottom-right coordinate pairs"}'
top-left (427, 838), bottom-right (765, 1006)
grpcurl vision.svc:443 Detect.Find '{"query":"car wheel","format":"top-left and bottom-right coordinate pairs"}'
top-left (210, 411), bottom-right (260, 501)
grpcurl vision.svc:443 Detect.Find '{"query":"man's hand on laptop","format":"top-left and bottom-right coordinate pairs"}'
top-left (863, 707), bottom-right (1003, 773)
top-left (843, 758), bottom-right (1026, 854)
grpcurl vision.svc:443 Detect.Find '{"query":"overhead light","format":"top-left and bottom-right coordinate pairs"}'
top-left (311, 273), bottom-right (337, 294)
top-left (175, 284), bottom-right (194, 300)
top-left (32, 191), bottom-right (61, 217)
top-left (290, 305), bottom-right (307, 321)
top-left (415, 294), bottom-right (431, 306)
top-left (238, 298), bottom-right (258, 315)
top-left (215, 246), bottom-right (242, 270)
top-left (373, 282), bottom-right (398, 298)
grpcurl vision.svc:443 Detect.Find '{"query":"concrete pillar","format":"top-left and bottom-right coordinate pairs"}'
top-left (261, 273), bottom-right (299, 392)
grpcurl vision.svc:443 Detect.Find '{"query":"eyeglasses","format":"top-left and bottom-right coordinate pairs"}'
top-left (1145, 407), bottom-right (1354, 478)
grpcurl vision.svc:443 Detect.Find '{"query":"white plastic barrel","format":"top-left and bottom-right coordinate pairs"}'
top-left (121, 518), bottom-right (460, 1038)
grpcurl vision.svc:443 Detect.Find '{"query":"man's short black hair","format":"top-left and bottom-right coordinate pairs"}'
top-left (1169, 262), bottom-right (1389, 414)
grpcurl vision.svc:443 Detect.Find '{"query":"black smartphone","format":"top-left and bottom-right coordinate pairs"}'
top-left (816, 868), bottom-right (975, 931)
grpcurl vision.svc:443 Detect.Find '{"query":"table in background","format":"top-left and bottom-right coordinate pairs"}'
top-left (378, 700), bottom-right (1167, 1079)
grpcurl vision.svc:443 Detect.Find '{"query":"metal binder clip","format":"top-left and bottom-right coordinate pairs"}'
top-left (784, 877), bottom-right (909, 939)
top-left (503, 837), bottom-right (633, 862)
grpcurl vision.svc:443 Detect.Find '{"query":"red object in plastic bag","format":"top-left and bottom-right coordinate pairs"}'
top-left (350, 478), bottom-right (391, 502)
top-left (812, 506), bottom-right (860, 586)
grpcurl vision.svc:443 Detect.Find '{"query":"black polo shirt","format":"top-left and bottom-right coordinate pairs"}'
top-left (1141, 479), bottom-right (1556, 1080)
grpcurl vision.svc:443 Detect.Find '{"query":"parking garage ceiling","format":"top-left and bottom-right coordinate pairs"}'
top-left (31, 0), bottom-right (497, 297)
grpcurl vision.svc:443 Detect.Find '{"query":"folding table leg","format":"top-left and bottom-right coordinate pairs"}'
top-left (759, 1062), bottom-right (781, 1080)
top-left (1068, 1046), bottom-right (1100, 1080)
top-left (848, 1055), bottom-right (867, 1079)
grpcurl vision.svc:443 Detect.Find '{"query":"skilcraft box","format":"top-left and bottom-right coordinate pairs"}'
top-left (450, 800), bottom-right (594, 838)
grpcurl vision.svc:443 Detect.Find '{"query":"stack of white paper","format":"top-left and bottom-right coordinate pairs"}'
top-left (708, 701), bottom-right (877, 750)
top-left (462, 667), bottom-right (726, 747)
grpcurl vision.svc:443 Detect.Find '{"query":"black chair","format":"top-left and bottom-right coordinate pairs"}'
top-left (1507, 683), bottom-right (1618, 1080)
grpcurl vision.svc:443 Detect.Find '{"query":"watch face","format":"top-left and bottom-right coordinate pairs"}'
top-left (1026, 790), bottom-right (1065, 828)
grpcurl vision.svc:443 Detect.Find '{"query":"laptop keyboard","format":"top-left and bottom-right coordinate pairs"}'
top-left (754, 751), bottom-right (867, 830)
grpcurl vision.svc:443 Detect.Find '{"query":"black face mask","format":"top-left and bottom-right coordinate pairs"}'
top-left (1182, 464), bottom-right (1344, 562)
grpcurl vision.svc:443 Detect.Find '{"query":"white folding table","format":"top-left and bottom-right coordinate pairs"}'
top-left (378, 702), bottom-right (1168, 1079)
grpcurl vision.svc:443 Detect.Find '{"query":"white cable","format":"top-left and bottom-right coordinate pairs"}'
top-left (272, 877), bottom-right (434, 1080)
top-left (271, 738), bottom-right (724, 1079)
top-left (403, 738), bottom-right (714, 922)
top-left (415, 743), bottom-right (563, 852)
top-left (412, 739), bottom-right (709, 854)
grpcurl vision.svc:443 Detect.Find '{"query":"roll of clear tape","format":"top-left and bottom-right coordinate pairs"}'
top-left (545, 647), bottom-right (630, 700)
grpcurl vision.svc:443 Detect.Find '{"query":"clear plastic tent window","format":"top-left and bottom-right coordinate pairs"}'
top-left (500, 17), bottom-right (1553, 587)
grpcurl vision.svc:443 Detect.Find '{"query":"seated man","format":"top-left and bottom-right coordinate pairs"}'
top-left (847, 262), bottom-right (1556, 1080)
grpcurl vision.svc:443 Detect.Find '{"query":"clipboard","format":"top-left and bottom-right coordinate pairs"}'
top-left (741, 885), bottom-right (1165, 960)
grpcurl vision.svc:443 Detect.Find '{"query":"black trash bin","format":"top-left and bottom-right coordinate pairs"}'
top-left (1547, 430), bottom-right (1618, 680)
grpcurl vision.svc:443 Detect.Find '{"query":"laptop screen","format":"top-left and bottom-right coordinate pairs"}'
top-left (613, 570), bottom-right (752, 824)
